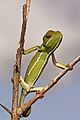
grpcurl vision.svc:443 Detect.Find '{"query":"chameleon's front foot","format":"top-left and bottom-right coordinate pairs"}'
top-left (66, 64), bottom-right (73, 70)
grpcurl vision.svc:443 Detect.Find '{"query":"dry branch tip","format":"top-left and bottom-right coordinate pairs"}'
top-left (0, 102), bottom-right (12, 115)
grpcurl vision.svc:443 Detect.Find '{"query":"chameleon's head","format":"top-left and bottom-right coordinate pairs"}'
top-left (43, 30), bottom-right (63, 52)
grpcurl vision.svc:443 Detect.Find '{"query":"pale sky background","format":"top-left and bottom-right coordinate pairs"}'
top-left (0, 0), bottom-right (80, 120)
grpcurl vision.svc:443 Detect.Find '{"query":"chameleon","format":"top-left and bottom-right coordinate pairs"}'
top-left (19, 30), bottom-right (67, 117)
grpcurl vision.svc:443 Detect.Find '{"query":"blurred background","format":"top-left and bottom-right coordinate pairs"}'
top-left (0, 0), bottom-right (80, 120)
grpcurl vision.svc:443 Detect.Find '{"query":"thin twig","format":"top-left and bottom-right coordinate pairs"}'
top-left (17, 56), bottom-right (80, 116)
top-left (0, 103), bottom-right (12, 115)
top-left (11, 0), bottom-right (31, 120)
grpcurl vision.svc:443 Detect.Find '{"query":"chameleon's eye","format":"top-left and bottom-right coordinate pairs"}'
top-left (45, 30), bottom-right (55, 39)
top-left (46, 34), bottom-right (52, 38)
top-left (43, 30), bottom-right (55, 47)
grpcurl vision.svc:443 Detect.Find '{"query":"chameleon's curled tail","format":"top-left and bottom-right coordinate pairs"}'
top-left (19, 89), bottom-right (31, 117)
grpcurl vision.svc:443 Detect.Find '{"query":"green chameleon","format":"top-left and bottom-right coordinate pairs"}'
top-left (19, 30), bottom-right (67, 117)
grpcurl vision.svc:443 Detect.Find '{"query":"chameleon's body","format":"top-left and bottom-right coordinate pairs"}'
top-left (20, 30), bottom-right (66, 117)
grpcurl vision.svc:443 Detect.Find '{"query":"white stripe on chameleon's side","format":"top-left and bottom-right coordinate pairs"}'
top-left (28, 52), bottom-right (43, 75)
top-left (46, 37), bottom-right (52, 46)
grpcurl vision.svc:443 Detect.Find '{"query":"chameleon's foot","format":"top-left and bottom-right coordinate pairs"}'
top-left (30, 86), bottom-right (44, 98)
top-left (30, 86), bottom-right (44, 92)
top-left (66, 64), bottom-right (73, 70)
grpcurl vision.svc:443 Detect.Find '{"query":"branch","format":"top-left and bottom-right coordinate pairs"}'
top-left (11, 0), bottom-right (31, 120)
top-left (17, 56), bottom-right (80, 116)
top-left (0, 103), bottom-right (12, 115)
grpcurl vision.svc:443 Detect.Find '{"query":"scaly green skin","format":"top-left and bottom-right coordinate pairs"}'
top-left (19, 30), bottom-right (67, 117)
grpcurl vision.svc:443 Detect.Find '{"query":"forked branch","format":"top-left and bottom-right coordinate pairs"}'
top-left (0, 1), bottom-right (31, 120)
top-left (0, 0), bottom-right (79, 119)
